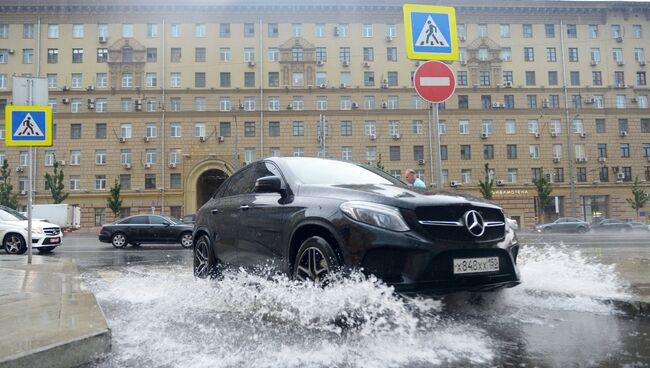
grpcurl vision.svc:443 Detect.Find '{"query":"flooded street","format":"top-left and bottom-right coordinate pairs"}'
top-left (78, 243), bottom-right (650, 368)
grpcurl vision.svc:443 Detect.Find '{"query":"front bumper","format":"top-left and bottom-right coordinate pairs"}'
top-left (337, 218), bottom-right (521, 294)
top-left (31, 235), bottom-right (63, 248)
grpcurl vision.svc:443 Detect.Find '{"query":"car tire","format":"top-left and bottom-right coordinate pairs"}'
top-left (179, 232), bottom-right (193, 248)
top-left (577, 226), bottom-right (587, 234)
top-left (37, 246), bottom-right (55, 254)
top-left (3, 233), bottom-right (27, 255)
top-left (193, 234), bottom-right (219, 279)
top-left (111, 233), bottom-right (128, 248)
top-left (293, 236), bottom-right (341, 285)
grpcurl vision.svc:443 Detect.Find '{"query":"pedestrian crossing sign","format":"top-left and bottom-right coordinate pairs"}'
top-left (403, 4), bottom-right (458, 61)
top-left (5, 106), bottom-right (52, 147)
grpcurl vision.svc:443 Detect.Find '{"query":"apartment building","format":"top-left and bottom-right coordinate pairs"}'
top-left (0, 0), bottom-right (649, 229)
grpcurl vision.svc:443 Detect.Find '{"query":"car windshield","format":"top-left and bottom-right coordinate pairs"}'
top-left (283, 158), bottom-right (400, 186)
top-left (0, 209), bottom-right (24, 221)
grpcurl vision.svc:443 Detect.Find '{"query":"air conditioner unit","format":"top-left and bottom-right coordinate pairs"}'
top-left (491, 102), bottom-right (504, 108)
top-left (392, 133), bottom-right (400, 139)
top-left (576, 157), bottom-right (587, 163)
top-left (62, 86), bottom-right (69, 92)
top-left (316, 60), bottom-right (324, 66)
top-left (342, 60), bottom-right (350, 67)
top-left (62, 98), bottom-right (70, 104)
top-left (617, 172), bottom-right (625, 180)
top-left (319, 83), bottom-right (327, 89)
top-left (584, 98), bottom-right (595, 104)
top-left (450, 181), bottom-right (461, 188)
top-left (248, 61), bottom-right (256, 67)
top-left (218, 135), bottom-right (224, 142)
top-left (418, 159), bottom-right (425, 165)
top-left (620, 131), bottom-right (628, 137)
top-left (119, 137), bottom-right (127, 143)
top-left (8, 49), bottom-right (15, 54)
top-left (286, 104), bottom-right (293, 110)
top-left (616, 36), bottom-right (623, 43)
top-left (98, 36), bottom-right (107, 43)
top-left (351, 102), bottom-right (359, 109)
top-left (199, 136), bottom-right (206, 142)
top-left (58, 160), bottom-right (66, 166)
top-left (19, 190), bottom-right (26, 196)
top-left (496, 180), bottom-right (505, 186)
top-left (363, 61), bottom-right (371, 68)
top-left (123, 163), bottom-right (131, 169)
top-left (599, 157), bottom-right (607, 163)
top-left (640, 60), bottom-right (647, 66)
top-left (590, 60), bottom-right (598, 66)
top-left (87, 101), bottom-right (94, 109)
top-left (169, 163), bottom-right (177, 169)
top-left (340, 83), bottom-right (347, 89)
top-left (385, 35), bottom-right (393, 42)
top-left (369, 134), bottom-right (376, 140)
top-left (551, 132), bottom-right (558, 137)
top-left (333, 26), bottom-right (339, 36)
top-left (617, 60), bottom-right (625, 66)
top-left (481, 133), bottom-right (489, 139)
top-left (534, 132), bottom-right (540, 138)
top-left (16, 167), bottom-right (24, 173)
top-left (616, 83), bottom-right (627, 89)
top-left (144, 136), bottom-right (150, 143)
top-left (381, 102), bottom-right (388, 108)
top-left (580, 132), bottom-right (587, 138)
top-left (144, 163), bottom-right (151, 169)
top-left (504, 81), bottom-right (513, 88)
top-left (542, 100), bottom-right (550, 108)
top-left (87, 85), bottom-right (95, 91)
top-left (632, 97), bottom-right (638, 103)
top-left (553, 156), bottom-right (561, 163)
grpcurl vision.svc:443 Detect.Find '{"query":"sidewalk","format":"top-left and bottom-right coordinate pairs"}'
top-left (0, 255), bottom-right (111, 368)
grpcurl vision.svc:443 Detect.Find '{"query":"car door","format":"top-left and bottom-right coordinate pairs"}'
top-left (235, 161), bottom-right (288, 269)
top-left (124, 215), bottom-right (149, 242)
top-left (148, 215), bottom-right (174, 243)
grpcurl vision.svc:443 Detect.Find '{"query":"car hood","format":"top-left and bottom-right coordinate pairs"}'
top-left (0, 219), bottom-right (60, 230)
top-left (297, 183), bottom-right (501, 211)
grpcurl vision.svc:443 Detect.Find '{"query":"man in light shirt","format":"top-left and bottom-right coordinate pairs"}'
top-left (405, 168), bottom-right (425, 189)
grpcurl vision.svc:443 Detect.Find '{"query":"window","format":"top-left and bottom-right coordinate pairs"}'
top-left (570, 71), bottom-right (580, 86)
top-left (23, 24), bottom-right (34, 39)
top-left (484, 145), bottom-right (494, 160)
top-left (220, 23), bottom-right (230, 37)
top-left (48, 24), bottom-right (59, 38)
top-left (70, 124), bottom-right (82, 139)
top-left (545, 24), bottom-right (555, 38)
top-left (244, 48), bottom-right (255, 62)
top-left (243, 96), bottom-right (255, 111)
top-left (245, 122), bottom-right (256, 137)
top-left (387, 47), bottom-right (397, 62)
top-left (592, 71), bottom-right (602, 86)
top-left (170, 72), bottom-right (181, 88)
top-left (70, 150), bottom-right (81, 166)
top-left (529, 145), bottom-right (540, 159)
top-left (548, 71), bottom-right (558, 86)
top-left (339, 47), bottom-right (350, 63)
top-left (146, 72), bottom-right (157, 88)
top-left (147, 48), bottom-right (157, 62)
top-left (122, 73), bottom-right (133, 88)
top-left (546, 47), bottom-right (556, 62)
top-left (95, 149), bottom-right (107, 165)
top-left (95, 176), bottom-right (107, 191)
top-left (341, 147), bottom-right (352, 161)
top-left (528, 119), bottom-right (539, 134)
top-left (589, 24), bottom-right (599, 38)
top-left (22, 48), bottom-right (33, 64)
top-left (97, 48), bottom-right (108, 63)
top-left (220, 48), bottom-right (231, 62)
top-left (269, 23), bottom-right (279, 37)
top-left (458, 95), bottom-right (468, 109)
top-left (147, 23), bottom-right (159, 38)
top-left (568, 48), bottom-right (578, 62)
top-left (269, 122), bottom-right (280, 137)
top-left (195, 48), bottom-right (206, 63)
top-left (500, 24), bottom-right (510, 38)
top-left (220, 122), bottom-right (231, 137)
top-left (459, 120), bottom-right (470, 134)
top-left (195, 23), bottom-right (206, 37)
top-left (501, 48), bottom-right (511, 62)
top-left (195, 123), bottom-right (206, 138)
top-left (389, 146), bottom-right (400, 161)
top-left (171, 48), bottom-right (181, 63)
top-left (194, 72), bottom-right (206, 88)
top-left (637, 72), bottom-right (647, 86)
top-left (522, 24), bottom-right (533, 38)
top-left (244, 23), bottom-right (255, 37)
top-left (170, 123), bottom-right (181, 138)
top-left (567, 24), bottom-right (577, 38)
top-left (620, 143), bottom-right (630, 158)
top-left (525, 71), bottom-right (536, 86)
top-left (122, 24), bottom-right (133, 38)
top-left (120, 123), bottom-right (132, 139)
top-left (47, 48), bottom-right (58, 64)
top-left (362, 24), bottom-right (373, 37)
top-left (268, 48), bottom-right (279, 62)
top-left (524, 48), bottom-right (534, 62)
top-left (596, 119), bottom-right (606, 133)
top-left (145, 174), bottom-right (156, 190)
top-left (316, 96), bottom-right (328, 111)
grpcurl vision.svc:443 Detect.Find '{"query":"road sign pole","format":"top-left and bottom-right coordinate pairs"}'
top-left (27, 79), bottom-right (33, 264)
top-left (433, 103), bottom-right (443, 189)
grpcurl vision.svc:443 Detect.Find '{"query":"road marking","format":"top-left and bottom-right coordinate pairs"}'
top-left (420, 77), bottom-right (450, 86)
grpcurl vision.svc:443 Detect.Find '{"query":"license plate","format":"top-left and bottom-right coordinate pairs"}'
top-left (50, 237), bottom-right (60, 243)
top-left (453, 257), bottom-right (499, 274)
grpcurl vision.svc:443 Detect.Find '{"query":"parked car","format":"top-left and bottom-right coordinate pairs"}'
top-left (180, 214), bottom-right (196, 224)
top-left (99, 214), bottom-right (194, 248)
top-left (535, 217), bottom-right (590, 233)
top-left (506, 217), bottom-right (519, 231)
top-left (0, 206), bottom-right (62, 254)
top-left (590, 218), bottom-right (633, 233)
top-left (627, 221), bottom-right (650, 232)
top-left (193, 157), bottom-right (521, 294)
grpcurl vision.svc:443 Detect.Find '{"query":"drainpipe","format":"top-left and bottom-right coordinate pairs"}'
top-left (259, 17), bottom-right (264, 158)
top-left (161, 18), bottom-right (166, 214)
top-left (560, 20), bottom-right (577, 218)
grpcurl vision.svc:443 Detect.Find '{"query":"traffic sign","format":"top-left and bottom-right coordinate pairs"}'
top-left (403, 4), bottom-right (458, 61)
top-left (5, 106), bottom-right (53, 147)
top-left (414, 60), bottom-right (456, 103)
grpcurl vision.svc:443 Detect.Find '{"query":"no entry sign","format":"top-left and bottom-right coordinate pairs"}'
top-left (414, 60), bottom-right (456, 103)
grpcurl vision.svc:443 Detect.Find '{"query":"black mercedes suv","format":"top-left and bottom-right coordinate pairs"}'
top-left (193, 157), bottom-right (520, 294)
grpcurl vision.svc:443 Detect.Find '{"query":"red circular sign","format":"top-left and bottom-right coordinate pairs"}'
top-left (414, 60), bottom-right (456, 103)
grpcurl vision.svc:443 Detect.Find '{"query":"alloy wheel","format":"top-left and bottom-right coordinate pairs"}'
top-left (193, 238), bottom-right (211, 278)
top-left (112, 233), bottom-right (126, 248)
top-left (180, 233), bottom-right (193, 248)
top-left (4, 235), bottom-right (24, 254)
top-left (295, 247), bottom-right (330, 283)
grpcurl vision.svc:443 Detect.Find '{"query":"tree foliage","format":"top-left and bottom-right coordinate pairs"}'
top-left (44, 157), bottom-right (69, 204)
top-left (375, 153), bottom-right (385, 171)
top-left (626, 176), bottom-right (647, 218)
top-left (532, 169), bottom-right (553, 223)
top-left (0, 160), bottom-right (19, 209)
top-left (106, 179), bottom-right (123, 217)
top-left (478, 163), bottom-right (494, 200)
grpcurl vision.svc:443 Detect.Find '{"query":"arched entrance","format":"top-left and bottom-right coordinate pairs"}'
top-left (184, 159), bottom-right (234, 215)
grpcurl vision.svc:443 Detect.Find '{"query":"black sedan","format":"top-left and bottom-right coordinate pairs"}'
top-left (193, 157), bottom-right (520, 294)
top-left (590, 219), bottom-right (633, 233)
top-left (99, 214), bottom-right (194, 248)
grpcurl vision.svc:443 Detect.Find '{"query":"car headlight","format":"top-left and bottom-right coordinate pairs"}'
top-left (26, 227), bottom-right (44, 234)
top-left (340, 201), bottom-right (410, 232)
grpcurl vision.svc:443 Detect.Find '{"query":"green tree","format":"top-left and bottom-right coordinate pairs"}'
top-left (106, 179), bottom-right (122, 218)
top-left (44, 157), bottom-right (69, 204)
top-left (0, 160), bottom-right (19, 209)
top-left (532, 169), bottom-right (553, 224)
top-left (478, 163), bottom-right (494, 200)
top-left (375, 153), bottom-right (385, 171)
top-left (626, 176), bottom-right (647, 218)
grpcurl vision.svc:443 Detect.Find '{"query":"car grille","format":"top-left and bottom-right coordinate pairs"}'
top-left (44, 227), bottom-right (61, 236)
top-left (414, 204), bottom-right (505, 243)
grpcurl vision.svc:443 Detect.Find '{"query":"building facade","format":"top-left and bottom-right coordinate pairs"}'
top-left (0, 0), bottom-right (649, 230)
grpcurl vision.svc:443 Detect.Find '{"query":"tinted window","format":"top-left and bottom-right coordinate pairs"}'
top-left (221, 166), bottom-right (258, 197)
top-left (149, 216), bottom-right (169, 225)
top-left (129, 216), bottom-right (148, 224)
top-left (284, 158), bottom-right (397, 185)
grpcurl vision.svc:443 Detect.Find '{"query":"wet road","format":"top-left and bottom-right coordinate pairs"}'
top-left (46, 233), bottom-right (650, 367)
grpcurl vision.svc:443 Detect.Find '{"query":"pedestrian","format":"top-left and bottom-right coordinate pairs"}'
top-left (405, 169), bottom-right (426, 188)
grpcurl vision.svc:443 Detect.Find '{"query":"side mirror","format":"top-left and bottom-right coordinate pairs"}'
top-left (255, 175), bottom-right (283, 194)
